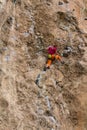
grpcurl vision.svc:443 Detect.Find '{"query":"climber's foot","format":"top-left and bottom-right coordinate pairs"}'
top-left (43, 66), bottom-right (50, 71)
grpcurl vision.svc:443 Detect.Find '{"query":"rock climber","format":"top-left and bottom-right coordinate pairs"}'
top-left (44, 45), bottom-right (63, 71)
top-left (35, 45), bottom-right (64, 85)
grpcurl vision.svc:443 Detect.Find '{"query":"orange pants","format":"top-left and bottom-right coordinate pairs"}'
top-left (46, 54), bottom-right (61, 68)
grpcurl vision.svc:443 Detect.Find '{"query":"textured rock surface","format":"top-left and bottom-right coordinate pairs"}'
top-left (0, 0), bottom-right (87, 130)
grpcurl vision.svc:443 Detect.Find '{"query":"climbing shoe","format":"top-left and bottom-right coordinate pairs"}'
top-left (43, 66), bottom-right (50, 71)
top-left (43, 67), bottom-right (47, 71)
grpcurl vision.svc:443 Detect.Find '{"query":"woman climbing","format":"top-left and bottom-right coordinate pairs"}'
top-left (35, 45), bottom-right (63, 85)
top-left (44, 45), bottom-right (63, 71)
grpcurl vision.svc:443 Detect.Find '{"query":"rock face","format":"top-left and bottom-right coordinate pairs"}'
top-left (0, 0), bottom-right (87, 130)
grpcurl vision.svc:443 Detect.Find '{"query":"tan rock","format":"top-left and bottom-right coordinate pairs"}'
top-left (0, 0), bottom-right (87, 130)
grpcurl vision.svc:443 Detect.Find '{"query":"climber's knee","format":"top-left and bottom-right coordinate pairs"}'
top-left (55, 54), bottom-right (61, 60)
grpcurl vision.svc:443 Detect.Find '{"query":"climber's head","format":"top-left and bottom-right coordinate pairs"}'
top-left (53, 45), bottom-right (57, 49)
top-left (53, 44), bottom-right (56, 46)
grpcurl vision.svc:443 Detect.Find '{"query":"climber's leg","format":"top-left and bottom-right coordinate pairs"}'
top-left (55, 54), bottom-right (61, 60)
top-left (46, 59), bottom-right (52, 68)
top-left (43, 54), bottom-right (55, 71)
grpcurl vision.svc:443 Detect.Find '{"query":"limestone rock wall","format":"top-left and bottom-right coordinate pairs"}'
top-left (0, 0), bottom-right (87, 130)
